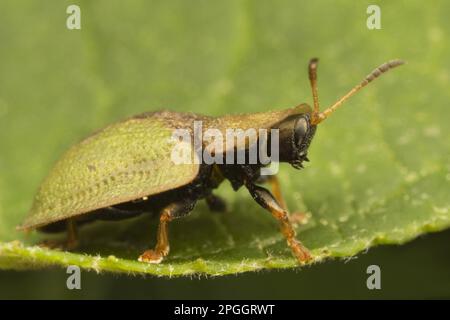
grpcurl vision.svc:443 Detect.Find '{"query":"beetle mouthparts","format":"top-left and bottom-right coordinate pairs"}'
top-left (309, 59), bottom-right (405, 125)
top-left (291, 161), bottom-right (304, 169)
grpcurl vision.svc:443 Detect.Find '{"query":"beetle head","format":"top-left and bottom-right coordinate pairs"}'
top-left (278, 57), bottom-right (404, 170)
top-left (276, 113), bottom-right (316, 169)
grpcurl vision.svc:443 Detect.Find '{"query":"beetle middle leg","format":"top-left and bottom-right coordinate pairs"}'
top-left (245, 182), bottom-right (311, 263)
top-left (205, 193), bottom-right (227, 213)
top-left (138, 198), bottom-right (196, 264)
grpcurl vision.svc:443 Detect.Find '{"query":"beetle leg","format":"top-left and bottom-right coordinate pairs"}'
top-left (138, 208), bottom-right (172, 264)
top-left (265, 175), bottom-right (287, 210)
top-left (245, 182), bottom-right (311, 263)
top-left (255, 175), bottom-right (287, 209)
top-left (206, 193), bottom-right (227, 213)
top-left (66, 219), bottom-right (79, 250)
top-left (257, 175), bottom-right (308, 225)
top-left (267, 176), bottom-right (309, 225)
top-left (38, 219), bottom-right (78, 250)
top-left (138, 199), bottom-right (196, 264)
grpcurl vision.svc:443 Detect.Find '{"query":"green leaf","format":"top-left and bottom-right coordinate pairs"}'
top-left (0, 0), bottom-right (449, 276)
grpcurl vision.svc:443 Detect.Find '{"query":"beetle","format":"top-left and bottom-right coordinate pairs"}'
top-left (18, 58), bottom-right (404, 264)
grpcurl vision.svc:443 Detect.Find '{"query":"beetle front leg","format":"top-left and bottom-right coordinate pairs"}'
top-left (246, 182), bottom-right (311, 263)
top-left (257, 175), bottom-right (309, 226)
top-left (258, 175), bottom-right (287, 209)
top-left (138, 199), bottom-right (196, 264)
top-left (255, 175), bottom-right (290, 211)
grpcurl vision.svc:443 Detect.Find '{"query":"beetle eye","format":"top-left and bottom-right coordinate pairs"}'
top-left (294, 117), bottom-right (309, 145)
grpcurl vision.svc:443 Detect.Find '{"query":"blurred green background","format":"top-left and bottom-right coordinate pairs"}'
top-left (0, 0), bottom-right (449, 298)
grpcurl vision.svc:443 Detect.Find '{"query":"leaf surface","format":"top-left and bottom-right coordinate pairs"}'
top-left (0, 0), bottom-right (448, 276)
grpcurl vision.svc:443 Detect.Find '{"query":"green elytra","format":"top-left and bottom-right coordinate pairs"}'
top-left (19, 59), bottom-right (404, 264)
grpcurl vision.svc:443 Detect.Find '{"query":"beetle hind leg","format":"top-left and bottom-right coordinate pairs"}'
top-left (39, 218), bottom-right (79, 250)
top-left (138, 199), bottom-right (196, 264)
top-left (66, 219), bottom-right (79, 250)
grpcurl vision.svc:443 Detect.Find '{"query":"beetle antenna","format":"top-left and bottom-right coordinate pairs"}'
top-left (311, 59), bottom-right (405, 125)
top-left (308, 58), bottom-right (320, 122)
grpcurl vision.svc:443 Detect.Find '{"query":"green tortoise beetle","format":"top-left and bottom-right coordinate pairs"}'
top-left (18, 58), bottom-right (404, 264)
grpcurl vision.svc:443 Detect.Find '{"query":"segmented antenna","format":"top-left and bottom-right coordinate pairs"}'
top-left (308, 58), bottom-right (320, 118)
top-left (310, 59), bottom-right (405, 125)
